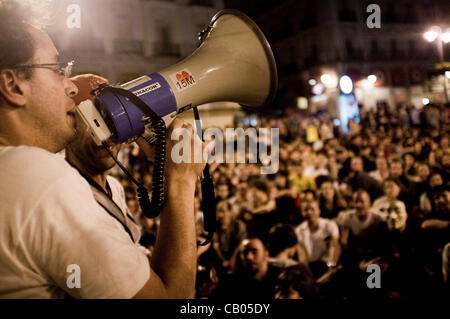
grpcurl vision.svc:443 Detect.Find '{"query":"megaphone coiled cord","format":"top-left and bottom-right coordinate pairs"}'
top-left (142, 118), bottom-right (166, 218)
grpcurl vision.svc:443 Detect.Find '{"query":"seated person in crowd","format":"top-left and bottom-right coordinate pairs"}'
top-left (420, 184), bottom-right (450, 280)
top-left (202, 200), bottom-right (247, 279)
top-left (389, 158), bottom-right (415, 210)
top-left (288, 161), bottom-right (316, 193)
top-left (342, 157), bottom-right (384, 202)
top-left (317, 177), bottom-right (348, 220)
top-left (369, 155), bottom-right (389, 182)
top-left (338, 190), bottom-right (386, 268)
top-left (271, 170), bottom-right (301, 225)
top-left (266, 223), bottom-right (305, 268)
top-left (295, 199), bottom-right (340, 284)
top-left (195, 261), bottom-right (219, 299)
top-left (273, 264), bottom-right (319, 299)
top-left (337, 190), bottom-right (388, 296)
top-left (212, 237), bottom-right (282, 300)
top-left (372, 178), bottom-right (407, 232)
top-left (420, 172), bottom-right (444, 215)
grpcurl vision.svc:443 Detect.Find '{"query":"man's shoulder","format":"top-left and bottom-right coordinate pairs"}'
top-left (319, 217), bottom-right (337, 227)
top-left (296, 221), bottom-right (308, 231)
top-left (0, 145), bottom-right (89, 207)
top-left (340, 209), bottom-right (355, 219)
top-left (0, 146), bottom-right (71, 177)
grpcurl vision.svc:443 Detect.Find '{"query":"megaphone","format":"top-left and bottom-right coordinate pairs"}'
top-left (76, 9), bottom-right (278, 145)
top-left (75, 9), bottom-right (277, 243)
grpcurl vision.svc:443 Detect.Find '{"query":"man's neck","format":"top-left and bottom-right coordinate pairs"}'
top-left (308, 219), bottom-right (320, 232)
top-left (357, 212), bottom-right (369, 222)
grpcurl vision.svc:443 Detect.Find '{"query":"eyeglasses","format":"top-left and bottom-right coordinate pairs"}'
top-left (11, 60), bottom-right (74, 77)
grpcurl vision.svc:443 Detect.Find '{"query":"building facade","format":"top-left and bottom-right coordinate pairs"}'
top-left (47, 0), bottom-right (223, 82)
top-left (226, 0), bottom-right (450, 114)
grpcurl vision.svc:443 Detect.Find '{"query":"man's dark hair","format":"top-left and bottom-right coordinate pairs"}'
top-left (0, 1), bottom-right (35, 79)
top-left (315, 175), bottom-right (333, 189)
top-left (382, 177), bottom-right (402, 187)
top-left (389, 157), bottom-right (404, 168)
top-left (274, 264), bottom-right (319, 299)
top-left (432, 183), bottom-right (450, 195)
top-left (267, 223), bottom-right (297, 257)
top-left (303, 189), bottom-right (317, 200)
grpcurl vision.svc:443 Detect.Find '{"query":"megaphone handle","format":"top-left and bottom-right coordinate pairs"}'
top-left (192, 107), bottom-right (216, 246)
top-left (200, 164), bottom-right (216, 246)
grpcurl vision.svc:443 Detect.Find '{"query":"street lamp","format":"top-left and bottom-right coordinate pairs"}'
top-left (442, 29), bottom-right (450, 44)
top-left (423, 26), bottom-right (449, 103)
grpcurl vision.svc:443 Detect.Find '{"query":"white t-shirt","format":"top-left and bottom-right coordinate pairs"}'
top-left (0, 146), bottom-right (150, 298)
top-left (106, 176), bottom-right (142, 244)
top-left (295, 218), bottom-right (339, 263)
top-left (339, 209), bottom-right (386, 240)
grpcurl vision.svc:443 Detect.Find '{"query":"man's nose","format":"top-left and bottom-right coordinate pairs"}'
top-left (66, 78), bottom-right (79, 97)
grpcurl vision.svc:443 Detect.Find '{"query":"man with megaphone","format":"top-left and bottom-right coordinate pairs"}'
top-left (0, 0), bottom-right (208, 298)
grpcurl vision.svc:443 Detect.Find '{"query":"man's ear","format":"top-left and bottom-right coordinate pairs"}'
top-left (0, 70), bottom-right (28, 107)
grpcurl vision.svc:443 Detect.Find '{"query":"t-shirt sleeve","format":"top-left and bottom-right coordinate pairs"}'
top-left (327, 220), bottom-right (339, 238)
top-left (338, 211), bottom-right (349, 228)
top-left (19, 171), bottom-right (150, 299)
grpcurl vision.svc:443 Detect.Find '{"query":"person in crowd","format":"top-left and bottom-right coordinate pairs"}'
top-left (369, 155), bottom-right (390, 182)
top-left (195, 261), bottom-right (219, 299)
top-left (271, 170), bottom-right (301, 224)
top-left (350, 156), bottom-right (364, 173)
top-left (420, 184), bottom-right (450, 278)
top-left (337, 190), bottom-right (387, 296)
top-left (372, 178), bottom-right (408, 232)
top-left (215, 182), bottom-right (231, 205)
top-left (304, 151), bottom-right (329, 179)
top-left (212, 237), bottom-right (282, 299)
top-left (420, 172), bottom-right (444, 215)
top-left (295, 200), bottom-right (340, 284)
top-left (273, 264), bottom-right (319, 299)
top-left (266, 223), bottom-right (305, 268)
top-left (212, 200), bottom-right (247, 273)
top-left (403, 153), bottom-right (416, 178)
top-left (343, 157), bottom-right (384, 202)
top-left (317, 177), bottom-right (348, 220)
top-left (388, 158), bottom-right (411, 191)
top-left (288, 160), bottom-right (316, 193)
top-left (65, 90), bottom-right (152, 253)
top-left (339, 190), bottom-right (387, 261)
top-left (413, 163), bottom-right (431, 197)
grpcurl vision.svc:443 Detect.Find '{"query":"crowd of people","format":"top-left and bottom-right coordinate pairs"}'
top-left (113, 102), bottom-right (449, 299)
top-left (1, 0), bottom-right (449, 302)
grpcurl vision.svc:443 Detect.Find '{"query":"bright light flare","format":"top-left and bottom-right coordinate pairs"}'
top-left (321, 73), bottom-right (337, 88)
top-left (424, 30), bottom-right (438, 42)
top-left (442, 29), bottom-right (450, 43)
top-left (339, 75), bottom-right (353, 94)
top-left (361, 79), bottom-right (374, 89)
